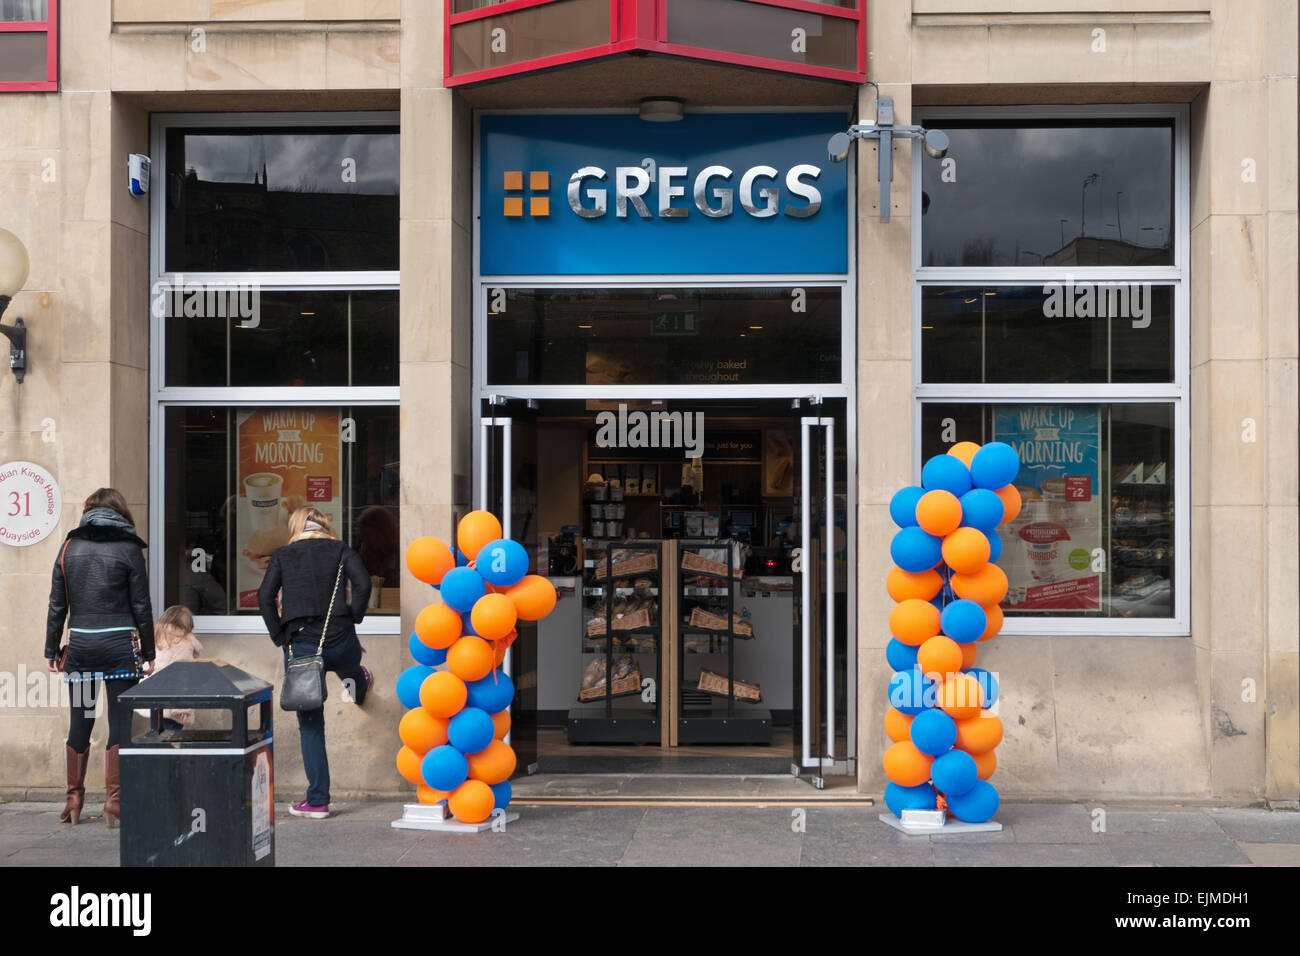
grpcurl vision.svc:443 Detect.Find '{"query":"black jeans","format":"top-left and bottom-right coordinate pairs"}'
top-left (67, 677), bottom-right (137, 752)
top-left (283, 632), bottom-right (367, 806)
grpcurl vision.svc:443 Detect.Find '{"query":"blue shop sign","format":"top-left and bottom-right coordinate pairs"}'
top-left (479, 112), bottom-right (849, 276)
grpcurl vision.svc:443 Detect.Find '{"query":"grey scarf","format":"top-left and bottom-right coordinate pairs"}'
top-left (80, 507), bottom-right (136, 535)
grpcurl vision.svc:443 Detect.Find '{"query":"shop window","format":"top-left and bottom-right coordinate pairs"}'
top-left (914, 108), bottom-right (1188, 634)
top-left (152, 114), bottom-right (400, 630)
top-left (486, 287), bottom-right (843, 387)
top-left (0, 0), bottom-right (57, 92)
top-left (163, 125), bottom-right (399, 273)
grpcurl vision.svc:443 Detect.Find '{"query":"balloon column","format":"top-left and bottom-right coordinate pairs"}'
top-left (396, 511), bottom-right (557, 825)
top-left (883, 441), bottom-right (1020, 825)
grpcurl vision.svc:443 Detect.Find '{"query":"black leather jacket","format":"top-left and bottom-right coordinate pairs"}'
top-left (46, 515), bottom-right (156, 670)
top-left (257, 537), bottom-right (371, 648)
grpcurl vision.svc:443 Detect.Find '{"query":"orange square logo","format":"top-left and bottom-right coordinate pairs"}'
top-left (530, 196), bottom-right (550, 218)
top-left (503, 171), bottom-right (523, 192)
top-left (529, 171), bottom-right (549, 192)
top-left (504, 196), bottom-right (524, 218)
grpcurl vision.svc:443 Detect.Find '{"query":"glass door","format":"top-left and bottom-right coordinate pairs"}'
top-left (479, 396), bottom-right (540, 775)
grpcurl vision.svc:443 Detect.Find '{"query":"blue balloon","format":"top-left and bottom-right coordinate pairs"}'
top-left (884, 782), bottom-right (938, 817)
top-left (970, 441), bottom-right (1019, 490)
top-left (447, 707), bottom-right (495, 755)
top-left (460, 610), bottom-right (478, 637)
top-left (890, 526), bottom-right (943, 574)
top-left (885, 638), bottom-right (919, 672)
top-left (889, 486), bottom-right (925, 529)
top-left (947, 779), bottom-right (1000, 823)
top-left (930, 595), bottom-right (946, 612)
top-left (476, 538), bottom-right (530, 587)
top-left (489, 779), bottom-right (512, 811)
top-left (888, 667), bottom-right (933, 716)
top-left (454, 547), bottom-right (470, 567)
top-left (396, 665), bottom-right (435, 710)
top-left (466, 670), bottom-right (515, 714)
top-left (964, 667), bottom-right (1000, 708)
top-left (959, 488), bottom-right (1004, 531)
top-left (984, 528), bottom-right (1004, 563)
top-left (409, 632), bottom-right (448, 668)
top-left (931, 749), bottom-right (979, 797)
top-left (940, 599), bottom-right (987, 644)
top-left (910, 708), bottom-right (957, 756)
top-left (440, 566), bottom-right (486, 612)
top-left (421, 745), bottom-right (469, 792)
top-left (921, 454), bottom-right (973, 497)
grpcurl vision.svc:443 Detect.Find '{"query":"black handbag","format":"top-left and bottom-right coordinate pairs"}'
top-left (280, 557), bottom-right (345, 711)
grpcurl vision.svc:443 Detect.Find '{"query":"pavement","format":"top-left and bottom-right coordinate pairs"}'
top-left (2, 774), bottom-right (1298, 867)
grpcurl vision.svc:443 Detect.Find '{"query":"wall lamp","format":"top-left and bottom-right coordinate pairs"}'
top-left (0, 228), bottom-right (29, 384)
top-left (828, 83), bottom-right (949, 221)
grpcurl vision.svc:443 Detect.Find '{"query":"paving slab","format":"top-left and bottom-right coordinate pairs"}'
top-left (1094, 809), bottom-right (1229, 842)
top-left (397, 805), bottom-right (645, 867)
top-left (1201, 808), bottom-right (1300, 844)
top-left (933, 843), bottom-right (1116, 867)
top-left (1105, 840), bottom-right (1253, 867)
top-left (996, 803), bottom-right (1104, 844)
top-left (618, 807), bottom-right (802, 867)
top-left (1234, 842), bottom-right (1300, 866)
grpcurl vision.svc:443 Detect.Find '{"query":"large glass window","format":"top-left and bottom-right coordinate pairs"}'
top-left (153, 114), bottom-right (400, 628)
top-left (915, 109), bottom-right (1187, 632)
top-left (487, 287), bottom-right (843, 386)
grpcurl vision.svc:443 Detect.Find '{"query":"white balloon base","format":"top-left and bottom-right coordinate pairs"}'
top-left (879, 810), bottom-right (1002, 836)
top-left (391, 802), bottom-right (519, 833)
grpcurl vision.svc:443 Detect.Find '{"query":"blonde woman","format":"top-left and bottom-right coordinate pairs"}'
top-left (135, 606), bottom-right (204, 730)
top-left (257, 506), bottom-right (372, 819)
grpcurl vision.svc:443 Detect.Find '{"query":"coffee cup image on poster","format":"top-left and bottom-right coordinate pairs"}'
top-left (236, 408), bottom-right (341, 609)
top-left (993, 406), bottom-right (1102, 612)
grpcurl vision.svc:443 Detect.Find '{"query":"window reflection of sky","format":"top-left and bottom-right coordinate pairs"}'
top-left (180, 131), bottom-right (399, 195)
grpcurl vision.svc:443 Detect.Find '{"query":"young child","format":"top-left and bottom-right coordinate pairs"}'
top-left (135, 606), bottom-right (204, 730)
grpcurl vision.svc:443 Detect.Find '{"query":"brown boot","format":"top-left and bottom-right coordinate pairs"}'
top-left (59, 745), bottom-right (88, 824)
top-left (104, 745), bottom-right (120, 829)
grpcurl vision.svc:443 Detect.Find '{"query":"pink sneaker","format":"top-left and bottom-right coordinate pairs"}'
top-left (289, 799), bottom-right (329, 819)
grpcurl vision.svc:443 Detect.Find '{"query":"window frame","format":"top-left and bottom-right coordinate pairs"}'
top-left (150, 112), bottom-right (402, 635)
top-left (911, 104), bottom-right (1190, 637)
top-left (0, 0), bottom-right (57, 93)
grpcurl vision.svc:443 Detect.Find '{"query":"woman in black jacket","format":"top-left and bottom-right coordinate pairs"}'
top-left (45, 488), bottom-right (156, 828)
top-left (258, 505), bottom-right (372, 819)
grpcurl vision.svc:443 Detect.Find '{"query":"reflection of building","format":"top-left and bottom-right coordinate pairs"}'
top-left (1042, 235), bottom-right (1170, 267)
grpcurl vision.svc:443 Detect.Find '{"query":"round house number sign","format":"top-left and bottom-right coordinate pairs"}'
top-left (0, 461), bottom-right (62, 547)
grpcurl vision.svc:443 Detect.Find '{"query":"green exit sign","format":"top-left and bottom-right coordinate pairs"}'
top-left (651, 311), bottom-right (697, 335)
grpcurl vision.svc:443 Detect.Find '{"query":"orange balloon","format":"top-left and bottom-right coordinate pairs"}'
top-left (506, 574), bottom-right (558, 621)
top-left (446, 635), bottom-right (495, 683)
top-left (939, 673), bottom-right (984, 719)
top-left (960, 641), bottom-right (979, 669)
top-left (917, 635), bottom-right (963, 679)
top-left (994, 484), bottom-right (1022, 524)
top-left (419, 670), bottom-right (468, 719)
top-left (889, 598), bottom-right (941, 647)
top-left (886, 567), bottom-right (943, 603)
top-left (941, 527), bottom-right (991, 574)
top-left (882, 740), bottom-right (934, 788)
top-left (399, 708), bottom-right (449, 754)
top-left (406, 536), bottom-right (455, 586)
top-left (952, 564), bottom-right (1008, 607)
top-left (447, 779), bottom-right (496, 824)
top-left (415, 602), bottom-right (462, 650)
top-left (417, 782), bottom-right (448, 805)
top-left (948, 441), bottom-right (981, 467)
top-left (396, 745), bottom-right (423, 785)
top-left (470, 592), bottom-right (518, 641)
top-left (954, 714), bottom-right (1003, 754)
top-left (884, 707), bottom-right (914, 743)
top-left (978, 603), bottom-right (1004, 641)
top-left (916, 490), bottom-right (963, 537)
top-left (466, 739), bottom-right (516, 785)
top-left (971, 749), bottom-right (997, 780)
top-left (457, 511), bottom-right (503, 565)
top-left (491, 708), bottom-right (511, 740)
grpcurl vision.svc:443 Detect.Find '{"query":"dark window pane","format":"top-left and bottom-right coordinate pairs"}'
top-left (164, 127), bottom-right (398, 272)
top-left (666, 0), bottom-right (858, 72)
top-left (921, 284), bottom-right (1173, 384)
top-left (921, 121), bottom-right (1174, 268)
top-left (163, 406), bottom-right (400, 616)
top-left (0, 32), bottom-right (46, 82)
top-left (488, 287), bottom-right (842, 386)
top-left (920, 402), bottom-right (1174, 619)
top-left (0, 0), bottom-right (46, 21)
top-left (451, 0), bottom-right (611, 75)
top-left (164, 290), bottom-right (398, 388)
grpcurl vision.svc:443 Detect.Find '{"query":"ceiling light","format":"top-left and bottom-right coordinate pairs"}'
top-left (639, 98), bottom-right (683, 123)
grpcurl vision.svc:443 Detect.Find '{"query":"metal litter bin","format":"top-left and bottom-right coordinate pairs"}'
top-left (117, 660), bottom-right (274, 867)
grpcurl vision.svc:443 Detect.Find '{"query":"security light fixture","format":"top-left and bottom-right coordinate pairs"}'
top-left (828, 83), bottom-right (949, 221)
top-left (639, 97), bottom-right (684, 123)
top-left (0, 227), bottom-right (30, 384)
